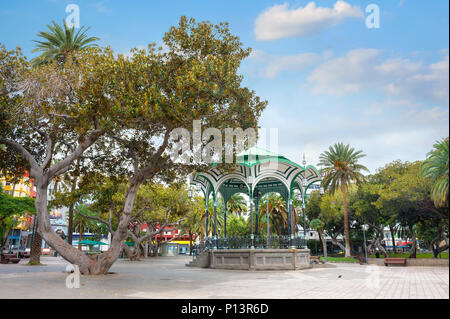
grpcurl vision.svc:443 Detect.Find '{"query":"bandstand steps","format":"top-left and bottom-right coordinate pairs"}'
top-left (186, 252), bottom-right (210, 268)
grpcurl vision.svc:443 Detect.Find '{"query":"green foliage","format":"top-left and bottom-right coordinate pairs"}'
top-left (310, 218), bottom-right (324, 230)
top-left (226, 214), bottom-right (249, 237)
top-left (421, 137), bottom-right (449, 207)
top-left (226, 194), bottom-right (247, 216)
top-left (73, 204), bottom-right (100, 236)
top-left (31, 20), bottom-right (99, 66)
top-left (305, 190), bottom-right (321, 221)
top-left (318, 143), bottom-right (369, 194)
top-left (0, 184), bottom-right (35, 247)
top-left (257, 193), bottom-right (291, 235)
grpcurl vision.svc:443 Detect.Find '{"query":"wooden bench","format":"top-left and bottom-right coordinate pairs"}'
top-left (384, 257), bottom-right (406, 266)
top-left (0, 254), bottom-right (21, 264)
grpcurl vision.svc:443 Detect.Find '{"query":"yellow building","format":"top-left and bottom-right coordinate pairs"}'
top-left (0, 171), bottom-right (35, 198)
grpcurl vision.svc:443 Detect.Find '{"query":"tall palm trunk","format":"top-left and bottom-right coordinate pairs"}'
top-left (341, 181), bottom-right (352, 257)
top-left (78, 226), bottom-right (83, 251)
top-left (29, 216), bottom-right (41, 264)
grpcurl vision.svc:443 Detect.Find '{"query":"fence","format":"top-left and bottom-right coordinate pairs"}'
top-left (198, 235), bottom-right (308, 252)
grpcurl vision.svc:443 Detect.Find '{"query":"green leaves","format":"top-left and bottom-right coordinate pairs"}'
top-left (318, 142), bottom-right (369, 194)
top-left (31, 20), bottom-right (99, 66)
top-left (0, 184), bottom-right (35, 219)
top-left (421, 137), bottom-right (449, 207)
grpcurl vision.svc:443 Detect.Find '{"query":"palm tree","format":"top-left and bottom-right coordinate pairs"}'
top-left (421, 138), bottom-right (449, 207)
top-left (318, 143), bottom-right (368, 257)
top-left (73, 205), bottom-right (98, 251)
top-left (31, 20), bottom-right (99, 66)
top-left (226, 194), bottom-right (248, 217)
top-left (258, 193), bottom-right (291, 236)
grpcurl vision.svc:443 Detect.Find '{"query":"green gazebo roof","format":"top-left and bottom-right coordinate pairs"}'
top-left (236, 146), bottom-right (295, 167)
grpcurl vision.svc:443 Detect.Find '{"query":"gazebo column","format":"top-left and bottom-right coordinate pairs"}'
top-left (289, 195), bottom-right (295, 249)
top-left (255, 196), bottom-right (259, 236)
top-left (205, 198), bottom-right (209, 249)
top-left (213, 196), bottom-right (218, 250)
top-left (250, 192), bottom-right (254, 249)
top-left (224, 200), bottom-right (227, 239)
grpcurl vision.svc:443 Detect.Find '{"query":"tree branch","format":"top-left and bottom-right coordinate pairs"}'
top-left (47, 128), bottom-right (104, 179)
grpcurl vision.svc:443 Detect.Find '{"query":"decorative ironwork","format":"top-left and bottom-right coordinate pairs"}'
top-left (199, 235), bottom-right (308, 252)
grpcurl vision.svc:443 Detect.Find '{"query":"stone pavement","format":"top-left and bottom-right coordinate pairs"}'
top-left (0, 256), bottom-right (448, 299)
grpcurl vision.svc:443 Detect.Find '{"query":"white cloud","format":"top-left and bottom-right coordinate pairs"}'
top-left (92, 2), bottom-right (111, 14)
top-left (247, 50), bottom-right (323, 78)
top-left (308, 49), bottom-right (449, 106)
top-left (308, 48), bottom-right (380, 94)
top-left (254, 1), bottom-right (363, 41)
top-left (259, 101), bottom-right (449, 173)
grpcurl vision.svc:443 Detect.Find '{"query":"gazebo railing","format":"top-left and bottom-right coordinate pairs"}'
top-left (198, 235), bottom-right (307, 252)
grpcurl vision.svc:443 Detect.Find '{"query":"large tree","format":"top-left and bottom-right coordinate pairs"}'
top-left (318, 143), bottom-right (368, 257)
top-left (0, 44), bottom-right (127, 273)
top-left (2, 17), bottom-right (265, 274)
top-left (378, 161), bottom-right (448, 258)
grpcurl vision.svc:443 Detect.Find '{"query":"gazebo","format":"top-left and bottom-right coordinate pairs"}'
top-left (189, 146), bottom-right (322, 270)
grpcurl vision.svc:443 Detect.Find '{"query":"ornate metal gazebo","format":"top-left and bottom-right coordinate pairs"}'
top-left (190, 146), bottom-right (322, 252)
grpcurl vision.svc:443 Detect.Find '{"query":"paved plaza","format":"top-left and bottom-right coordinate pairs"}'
top-left (0, 256), bottom-right (448, 299)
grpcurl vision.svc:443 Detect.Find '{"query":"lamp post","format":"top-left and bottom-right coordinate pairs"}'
top-left (362, 224), bottom-right (369, 264)
top-left (246, 175), bottom-right (254, 249)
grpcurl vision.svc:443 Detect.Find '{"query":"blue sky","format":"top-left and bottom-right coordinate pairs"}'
top-left (1, 0), bottom-right (448, 172)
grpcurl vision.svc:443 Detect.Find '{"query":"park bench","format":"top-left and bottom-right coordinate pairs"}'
top-left (0, 254), bottom-right (21, 264)
top-left (384, 257), bottom-right (406, 266)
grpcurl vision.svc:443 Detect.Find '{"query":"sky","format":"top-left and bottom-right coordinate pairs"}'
top-left (1, 0), bottom-right (448, 173)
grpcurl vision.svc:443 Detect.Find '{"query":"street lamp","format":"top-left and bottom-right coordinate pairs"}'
top-left (362, 224), bottom-right (369, 264)
top-left (246, 175), bottom-right (254, 249)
